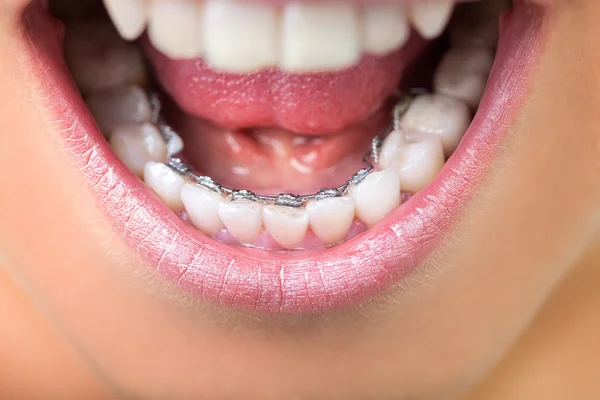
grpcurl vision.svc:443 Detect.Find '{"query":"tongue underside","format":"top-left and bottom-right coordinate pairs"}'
top-left (56, 0), bottom-right (507, 250)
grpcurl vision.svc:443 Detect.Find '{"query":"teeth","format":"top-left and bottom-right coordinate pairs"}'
top-left (388, 137), bottom-right (445, 193)
top-left (218, 200), bottom-right (263, 245)
top-left (262, 206), bottom-right (309, 249)
top-left (379, 130), bottom-right (404, 169)
top-left (350, 170), bottom-right (401, 226)
top-left (305, 197), bottom-right (355, 245)
top-left (281, 3), bottom-right (360, 72)
top-left (434, 47), bottom-right (494, 109)
top-left (450, 0), bottom-right (509, 48)
top-left (400, 94), bottom-right (471, 158)
top-left (181, 184), bottom-right (225, 236)
top-left (363, 4), bottom-right (410, 56)
top-left (409, 0), bottom-right (455, 40)
top-left (63, 20), bottom-right (147, 95)
top-left (86, 0), bottom-right (497, 250)
top-left (86, 85), bottom-right (152, 137)
top-left (204, 0), bottom-right (278, 72)
top-left (166, 132), bottom-right (184, 157)
top-left (103, 0), bottom-right (148, 40)
top-left (136, 0), bottom-right (456, 72)
top-left (437, 47), bottom-right (495, 76)
top-left (148, 0), bottom-right (203, 59)
top-left (110, 123), bottom-right (167, 177)
top-left (143, 162), bottom-right (186, 211)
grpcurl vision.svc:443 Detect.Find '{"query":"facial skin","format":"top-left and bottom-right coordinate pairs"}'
top-left (1, 0), bottom-right (600, 399)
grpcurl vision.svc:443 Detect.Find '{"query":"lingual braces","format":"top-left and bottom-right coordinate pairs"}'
top-left (156, 94), bottom-right (414, 208)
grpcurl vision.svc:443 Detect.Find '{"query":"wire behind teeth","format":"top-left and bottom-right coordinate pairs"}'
top-left (162, 95), bottom-right (413, 208)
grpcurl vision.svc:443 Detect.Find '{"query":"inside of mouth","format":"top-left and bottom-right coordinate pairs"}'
top-left (48, 0), bottom-right (510, 251)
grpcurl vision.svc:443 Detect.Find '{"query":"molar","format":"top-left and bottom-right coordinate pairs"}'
top-left (86, 85), bottom-right (152, 137)
top-left (400, 94), bottom-right (470, 158)
top-left (433, 42), bottom-right (495, 110)
top-left (63, 20), bottom-right (147, 95)
top-left (449, 0), bottom-right (509, 48)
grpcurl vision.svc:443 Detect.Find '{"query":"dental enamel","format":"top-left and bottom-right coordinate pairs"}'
top-left (87, 82), bottom-right (471, 249)
top-left (103, 0), bottom-right (457, 73)
top-left (63, 0), bottom-right (504, 250)
top-left (118, 92), bottom-right (459, 249)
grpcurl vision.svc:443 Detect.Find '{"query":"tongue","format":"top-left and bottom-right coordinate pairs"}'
top-left (143, 34), bottom-right (426, 194)
top-left (142, 33), bottom-right (425, 134)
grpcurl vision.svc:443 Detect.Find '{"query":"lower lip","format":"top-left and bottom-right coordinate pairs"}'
top-left (23, 1), bottom-right (545, 314)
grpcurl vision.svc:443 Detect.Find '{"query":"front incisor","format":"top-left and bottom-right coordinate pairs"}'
top-left (262, 205), bottom-right (310, 249)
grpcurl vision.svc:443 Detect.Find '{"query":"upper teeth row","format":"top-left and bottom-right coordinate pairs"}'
top-left (103, 0), bottom-right (456, 73)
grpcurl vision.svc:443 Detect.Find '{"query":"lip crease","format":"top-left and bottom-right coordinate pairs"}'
top-left (21, 0), bottom-right (545, 314)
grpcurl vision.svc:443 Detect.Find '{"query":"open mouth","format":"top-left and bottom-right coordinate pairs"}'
top-left (20, 0), bottom-right (544, 313)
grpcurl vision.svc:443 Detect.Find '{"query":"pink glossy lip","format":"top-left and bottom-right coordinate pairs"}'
top-left (22, 1), bottom-right (545, 314)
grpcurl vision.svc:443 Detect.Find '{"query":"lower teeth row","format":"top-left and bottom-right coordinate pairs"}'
top-left (65, 4), bottom-right (499, 250)
top-left (106, 89), bottom-right (470, 250)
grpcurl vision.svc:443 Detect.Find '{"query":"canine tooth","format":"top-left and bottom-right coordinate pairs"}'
top-left (103, 0), bottom-right (148, 40)
top-left (350, 170), bottom-right (401, 226)
top-left (363, 4), bottom-right (410, 55)
top-left (110, 123), bottom-right (168, 178)
top-left (204, 0), bottom-right (278, 72)
top-left (86, 86), bottom-right (152, 136)
top-left (181, 183), bottom-right (224, 236)
top-left (281, 2), bottom-right (360, 72)
top-left (409, 0), bottom-right (454, 39)
top-left (389, 137), bottom-right (445, 193)
top-left (218, 200), bottom-right (263, 245)
top-left (401, 94), bottom-right (470, 157)
top-left (64, 20), bottom-right (147, 95)
top-left (262, 206), bottom-right (309, 249)
top-left (305, 197), bottom-right (355, 245)
top-left (143, 161), bottom-right (186, 211)
top-left (148, 0), bottom-right (203, 59)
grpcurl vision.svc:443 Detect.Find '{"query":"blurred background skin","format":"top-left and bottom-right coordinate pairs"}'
top-left (1, 0), bottom-right (600, 399)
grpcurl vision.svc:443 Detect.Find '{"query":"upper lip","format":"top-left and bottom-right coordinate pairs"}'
top-left (21, 0), bottom-right (546, 314)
